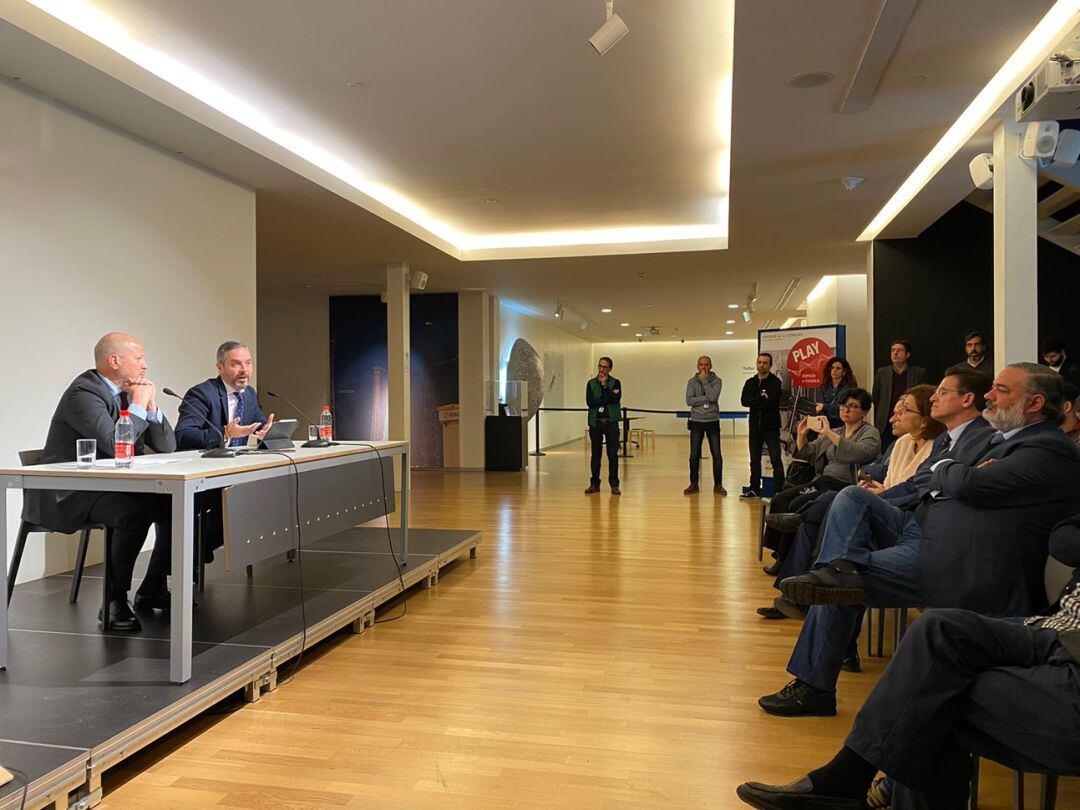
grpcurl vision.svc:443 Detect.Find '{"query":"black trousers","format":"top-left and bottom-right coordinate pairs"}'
top-left (688, 421), bottom-right (722, 486)
top-left (762, 477), bottom-right (848, 554)
top-left (748, 427), bottom-right (784, 493)
top-left (846, 609), bottom-right (1080, 810)
top-left (589, 422), bottom-right (620, 487)
top-left (84, 492), bottom-right (171, 599)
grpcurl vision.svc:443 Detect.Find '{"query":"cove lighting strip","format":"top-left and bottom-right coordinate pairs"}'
top-left (24, 0), bottom-right (733, 257)
top-left (857, 0), bottom-right (1080, 242)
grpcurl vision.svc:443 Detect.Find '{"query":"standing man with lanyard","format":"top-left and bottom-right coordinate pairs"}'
top-left (741, 352), bottom-right (784, 499)
top-left (585, 356), bottom-right (622, 495)
top-left (685, 356), bottom-right (726, 495)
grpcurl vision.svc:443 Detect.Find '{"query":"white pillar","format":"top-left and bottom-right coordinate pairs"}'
top-left (387, 263), bottom-right (410, 485)
top-left (992, 120), bottom-right (1038, 367)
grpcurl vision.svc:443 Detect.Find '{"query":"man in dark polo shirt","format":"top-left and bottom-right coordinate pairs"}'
top-left (872, 339), bottom-right (928, 449)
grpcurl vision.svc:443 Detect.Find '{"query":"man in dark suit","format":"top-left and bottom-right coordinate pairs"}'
top-left (24, 332), bottom-right (177, 631)
top-left (1040, 335), bottom-right (1080, 388)
top-left (176, 340), bottom-right (273, 450)
top-left (737, 518), bottom-right (1080, 810)
top-left (945, 330), bottom-right (994, 379)
top-left (871, 339), bottom-right (929, 449)
top-left (759, 363), bottom-right (1080, 716)
top-left (176, 341), bottom-right (274, 565)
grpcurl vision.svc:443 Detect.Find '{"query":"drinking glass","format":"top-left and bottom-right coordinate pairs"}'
top-left (76, 439), bottom-right (96, 469)
top-left (307, 425), bottom-right (319, 443)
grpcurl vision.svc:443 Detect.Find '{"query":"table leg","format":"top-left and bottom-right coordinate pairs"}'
top-left (169, 480), bottom-right (195, 684)
top-left (619, 416), bottom-right (634, 458)
top-left (398, 448), bottom-right (409, 567)
top-left (0, 476), bottom-right (14, 670)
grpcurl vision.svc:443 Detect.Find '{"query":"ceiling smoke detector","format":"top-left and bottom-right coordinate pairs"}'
top-left (842, 176), bottom-right (865, 192)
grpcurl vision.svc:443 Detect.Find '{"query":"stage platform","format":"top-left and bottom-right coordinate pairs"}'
top-left (0, 527), bottom-right (480, 809)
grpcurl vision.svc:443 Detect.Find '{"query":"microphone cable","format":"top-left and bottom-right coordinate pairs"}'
top-left (5, 765), bottom-right (29, 810)
top-left (351, 442), bottom-right (408, 624)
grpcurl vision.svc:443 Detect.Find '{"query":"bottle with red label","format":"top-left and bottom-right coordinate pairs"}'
top-left (115, 410), bottom-right (135, 468)
top-left (319, 405), bottom-right (333, 441)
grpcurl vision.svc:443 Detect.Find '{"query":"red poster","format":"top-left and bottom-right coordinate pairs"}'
top-left (786, 336), bottom-right (833, 388)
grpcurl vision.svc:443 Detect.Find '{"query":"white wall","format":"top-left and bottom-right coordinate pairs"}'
top-left (0, 80), bottom-right (256, 582)
top-left (589, 340), bottom-right (758, 436)
top-left (498, 305), bottom-right (594, 450)
top-left (257, 291), bottom-right (331, 429)
top-left (806, 274), bottom-right (871, 387)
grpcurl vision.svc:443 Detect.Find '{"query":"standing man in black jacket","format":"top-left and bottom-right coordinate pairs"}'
top-left (741, 352), bottom-right (784, 498)
top-left (24, 332), bottom-right (177, 632)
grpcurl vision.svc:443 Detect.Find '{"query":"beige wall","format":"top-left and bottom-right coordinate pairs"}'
top-left (0, 79), bottom-right (256, 582)
top-left (256, 291), bottom-right (331, 427)
top-left (589, 339), bottom-right (758, 436)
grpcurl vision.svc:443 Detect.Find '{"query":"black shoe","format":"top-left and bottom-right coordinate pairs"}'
top-left (758, 680), bottom-right (836, 717)
top-left (98, 599), bottom-right (141, 632)
top-left (841, 654), bottom-right (862, 673)
top-left (736, 776), bottom-right (866, 809)
top-left (134, 589), bottom-right (199, 612)
top-left (764, 512), bottom-right (804, 532)
top-left (772, 596), bottom-right (808, 620)
top-left (756, 606), bottom-right (786, 619)
top-left (740, 489), bottom-right (761, 500)
top-left (762, 560), bottom-right (782, 576)
top-left (780, 565), bottom-right (865, 606)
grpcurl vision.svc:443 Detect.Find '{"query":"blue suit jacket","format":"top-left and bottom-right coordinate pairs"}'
top-left (176, 377), bottom-right (267, 450)
top-left (882, 416), bottom-right (995, 510)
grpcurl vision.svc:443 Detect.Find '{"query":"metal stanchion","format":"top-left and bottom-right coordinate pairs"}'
top-left (530, 408), bottom-right (546, 456)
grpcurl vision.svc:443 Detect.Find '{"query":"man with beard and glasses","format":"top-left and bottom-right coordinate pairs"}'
top-left (756, 363), bottom-right (1080, 717)
top-left (945, 330), bottom-right (993, 379)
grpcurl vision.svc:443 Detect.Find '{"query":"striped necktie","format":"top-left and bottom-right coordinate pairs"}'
top-left (231, 391), bottom-right (246, 446)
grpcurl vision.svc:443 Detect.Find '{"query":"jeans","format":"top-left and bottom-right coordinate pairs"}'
top-left (688, 420), bottom-right (722, 486)
top-left (589, 422), bottom-right (620, 487)
top-left (787, 486), bottom-right (927, 691)
top-left (748, 427), bottom-right (784, 492)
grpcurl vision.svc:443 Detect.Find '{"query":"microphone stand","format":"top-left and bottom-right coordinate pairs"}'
top-left (162, 387), bottom-right (240, 458)
top-left (266, 390), bottom-right (335, 447)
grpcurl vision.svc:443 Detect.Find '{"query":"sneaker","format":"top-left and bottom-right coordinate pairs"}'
top-left (584, 484), bottom-right (600, 494)
top-left (739, 489), bottom-right (760, 500)
top-left (714, 485), bottom-right (728, 495)
top-left (758, 679), bottom-right (837, 716)
top-left (683, 484), bottom-right (700, 495)
top-left (841, 654), bottom-right (862, 673)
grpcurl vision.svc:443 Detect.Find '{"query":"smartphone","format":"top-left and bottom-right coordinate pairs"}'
top-left (857, 470), bottom-right (873, 483)
top-left (807, 415), bottom-right (829, 433)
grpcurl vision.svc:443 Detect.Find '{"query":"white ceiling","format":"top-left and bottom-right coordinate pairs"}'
top-left (0, 0), bottom-right (1057, 341)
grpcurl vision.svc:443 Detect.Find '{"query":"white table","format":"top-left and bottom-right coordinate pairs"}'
top-left (0, 440), bottom-right (408, 683)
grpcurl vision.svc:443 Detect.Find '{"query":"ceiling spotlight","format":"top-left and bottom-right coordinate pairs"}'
top-left (620, 322), bottom-right (630, 327)
top-left (725, 330), bottom-right (734, 336)
top-left (601, 307), bottom-right (613, 313)
top-left (579, 320), bottom-right (589, 331)
top-left (634, 332), bottom-right (643, 337)
top-left (554, 303), bottom-right (565, 320)
top-left (725, 319), bottom-right (735, 325)
top-left (589, 0), bottom-right (629, 55)
top-left (742, 310), bottom-right (752, 324)
top-left (727, 304), bottom-right (739, 309)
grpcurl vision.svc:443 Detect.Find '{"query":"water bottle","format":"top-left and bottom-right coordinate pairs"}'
top-left (115, 410), bottom-right (135, 468)
top-left (319, 405), bottom-right (333, 441)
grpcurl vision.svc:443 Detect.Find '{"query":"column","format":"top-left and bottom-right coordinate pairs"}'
top-left (992, 120), bottom-right (1038, 366)
top-left (458, 291), bottom-right (490, 469)
top-left (387, 263), bottom-right (410, 485)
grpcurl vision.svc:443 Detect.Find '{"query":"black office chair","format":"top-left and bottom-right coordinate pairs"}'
top-left (7, 449), bottom-right (115, 609)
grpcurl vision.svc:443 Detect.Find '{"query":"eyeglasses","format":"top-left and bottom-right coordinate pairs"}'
top-left (934, 386), bottom-right (961, 396)
top-left (839, 403), bottom-right (864, 411)
top-left (598, 365), bottom-right (611, 371)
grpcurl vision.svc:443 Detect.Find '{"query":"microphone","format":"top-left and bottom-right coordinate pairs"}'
top-left (162, 387), bottom-right (241, 458)
top-left (266, 390), bottom-right (334, 447)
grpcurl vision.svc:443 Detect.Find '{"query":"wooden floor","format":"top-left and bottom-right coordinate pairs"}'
top-left (103, 436), bottom-right (1076, 808)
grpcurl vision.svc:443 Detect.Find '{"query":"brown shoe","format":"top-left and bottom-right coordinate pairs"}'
top-left (683, 484), bottom-right (699, 495)
top-left (584, 484), bottom-right (601, 494)
top-left (714, 485), bottom-right (728, 495)
top-left (611, 487), bottom-right (621, 495)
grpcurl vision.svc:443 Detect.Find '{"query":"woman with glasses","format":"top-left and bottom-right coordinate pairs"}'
top-left (860, 385), bottom-right (944, 493)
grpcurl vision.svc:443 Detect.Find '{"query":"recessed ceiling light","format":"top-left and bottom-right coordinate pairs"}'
top-left (786, 71), bottom-right (835, 89)
top-left (634, 332), bottom-right (644, 337)
top-left (346, 80), bottom-right (366, 88)
top-left (725, 330), bottom-right (734, 335)
top-left (620, 322), bottom-right (630, 327)
top-left (727, 304), bottom-right (739, 309)
top-left (601, 307), bottom-right (612, 313)
top-left (484, 198), bottom-right (499, 205)
top-left (726, 319), bottom-right (735, 324)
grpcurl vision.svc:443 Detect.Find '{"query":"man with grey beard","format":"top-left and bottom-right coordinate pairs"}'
top-left (757, 362), bottom-right (1080, 717)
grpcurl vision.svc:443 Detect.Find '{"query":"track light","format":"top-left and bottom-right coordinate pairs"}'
top-left (580, 319), bottom-right (589, 331)
top-left (554, 303), bottom-right (565, 320)
top-left (742, 310), bottom-right (752, 324)
top-left (589, 0), bottom-right (629, 55)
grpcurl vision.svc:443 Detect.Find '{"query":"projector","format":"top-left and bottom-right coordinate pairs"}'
top-left (1016, 58), bottom-right (1080, 122)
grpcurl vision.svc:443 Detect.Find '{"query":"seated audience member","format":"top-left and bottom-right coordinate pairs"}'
top-left (737, 516), bottom-right (1080, 810)
top-left (1061, 381), bottom-right (1080, 444)
top-left (176, 341), bottom-right (274, 565)
top-left (1041, 335), bottom-right (1080, 387)
top-left (23, 333), bottom-right (177, 632)
top-left (758, 363), bottom-right (1080, 717)
top-left (759, 385), bottom-right (946, 619)
top-left (814, 357), bottom-right (857, 429)
top-left (761, 389), bottom-right (880, 576)
top-left (945, 330), bottom-right (993, 378)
